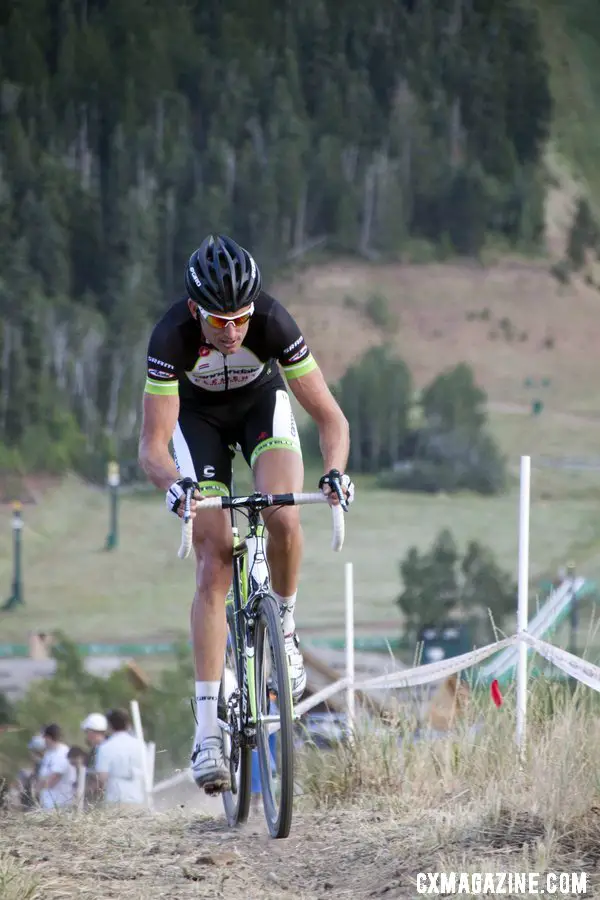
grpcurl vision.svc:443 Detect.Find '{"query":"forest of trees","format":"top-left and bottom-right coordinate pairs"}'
top-left (0, 0), bottom-right (552, 472)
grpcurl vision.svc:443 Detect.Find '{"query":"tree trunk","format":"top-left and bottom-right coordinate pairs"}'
top-left (0, 323), bottom-right (11, 435)
top-left (359, 161), bottom-right (376, 256)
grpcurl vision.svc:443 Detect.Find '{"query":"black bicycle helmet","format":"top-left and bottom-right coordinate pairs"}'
top-left (185, 234), bottom-right (262, 313)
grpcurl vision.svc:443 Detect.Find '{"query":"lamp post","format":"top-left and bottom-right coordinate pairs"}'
top-left (105, 461), bottom-right (121, 551)
top-left (2, 501), bottom-right (24, 611)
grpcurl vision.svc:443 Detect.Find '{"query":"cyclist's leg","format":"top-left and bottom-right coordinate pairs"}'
top-left (240, 386), bottom-right (306, 698)
top-left (173, 407), bottom-right (233, 791)
top-left (241, 386), bottom-right (304, 593)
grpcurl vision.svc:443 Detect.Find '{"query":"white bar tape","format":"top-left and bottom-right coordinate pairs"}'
top-left (291, 492), bottom-right (345, 552)
top-left (179, 492), bottom-right (345, 557)
top-left (331, 503), bottom-right (344, 552)
top-left (177, 518), bottom-right (193, 560)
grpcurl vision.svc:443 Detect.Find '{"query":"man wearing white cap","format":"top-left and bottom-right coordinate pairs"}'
top-left (80, 713), bottom-right (108, 806)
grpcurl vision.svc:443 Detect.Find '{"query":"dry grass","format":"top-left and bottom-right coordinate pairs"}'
top-left (3, 687), bottom-right (600, 898)
top-left (276, 258), bottom-right (600, 412)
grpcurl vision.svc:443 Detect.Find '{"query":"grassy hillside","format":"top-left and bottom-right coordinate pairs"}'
top-left (1, 455), bottom-right (600, 646)
top-left (277, 258), bottom-right (600, 414)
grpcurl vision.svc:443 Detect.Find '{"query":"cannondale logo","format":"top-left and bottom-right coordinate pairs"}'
top-left (189, 267), bottom-right (202, 288)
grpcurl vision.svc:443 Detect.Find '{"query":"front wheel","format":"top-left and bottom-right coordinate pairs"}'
top-left (254, 593), bottom-right (294, 839)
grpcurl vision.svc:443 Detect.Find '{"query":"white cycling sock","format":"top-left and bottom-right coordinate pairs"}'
top-left (272, 590), bottom-right (298, 636)
top-left (194, 680), bottom-right (220, 743)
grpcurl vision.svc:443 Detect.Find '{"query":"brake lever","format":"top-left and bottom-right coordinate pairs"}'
top-left (331, 477), bottom-right (348, 513)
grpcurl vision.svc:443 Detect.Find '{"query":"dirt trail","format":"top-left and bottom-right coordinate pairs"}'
top-left (2, 804), bottom-right (422, 900)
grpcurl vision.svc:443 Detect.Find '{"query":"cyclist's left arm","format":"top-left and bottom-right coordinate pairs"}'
top-left (265, 296), bottom-right (350, 477)
top-left (287, 366), bottom-right (349, 474)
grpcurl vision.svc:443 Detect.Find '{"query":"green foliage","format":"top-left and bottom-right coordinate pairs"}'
top-left (364, 293), bottom-right (399, 332)
top-left (390, 426), bottom-right (507, 495)
top-left (379, 362), bottom-right (506, 495)
top-left (0, 0), bottom-right (553, 464)
top-left (304, 349), bottom-right (505, 495)
top-left (397, 530), bottom-right (460, 635)
top-left (302, 345), bottom-right (412, 474)
top-left (566, 197), bottom-right (599, 270)
top-left (19, 409), bottom-right (87, 474)
top-left (420, 363), bottom-right (488, 433)
top-left (397, 531), bottom-right (517, 641)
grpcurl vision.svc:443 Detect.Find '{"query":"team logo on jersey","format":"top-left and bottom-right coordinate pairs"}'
top-left (148, 356), bottom-right (174, 370)
top-left (185, 346), bottom-right (265, 391)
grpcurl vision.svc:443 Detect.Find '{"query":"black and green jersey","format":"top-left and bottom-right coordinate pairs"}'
top-left (145, 291), bottom-right (317, 405)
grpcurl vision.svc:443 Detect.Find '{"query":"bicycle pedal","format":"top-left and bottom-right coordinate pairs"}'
top-left (204, 780), bottom-right (230, 797)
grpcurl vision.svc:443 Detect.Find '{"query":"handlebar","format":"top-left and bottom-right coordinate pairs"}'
top-left (178, 491), bottom-right (345, 560)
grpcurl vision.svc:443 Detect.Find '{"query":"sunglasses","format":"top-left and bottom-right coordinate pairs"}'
top-left (197, 303), bottom-right (254, 329)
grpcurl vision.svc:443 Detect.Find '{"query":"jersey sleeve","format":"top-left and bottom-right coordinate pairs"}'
top-left (144, 320), bottom-right (181, 396)
top-left (265, 300), bottom-right (318, 381)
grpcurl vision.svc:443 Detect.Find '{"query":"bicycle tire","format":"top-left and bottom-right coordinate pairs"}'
top-left (221, 600), bottom-right (252, 826)
top-left (254, 593), bottom-right (294, 839)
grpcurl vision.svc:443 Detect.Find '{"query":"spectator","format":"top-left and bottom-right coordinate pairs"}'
top-left (80, 712), bottom-right (108, 806)
top-left (95, 708), bottom-right (145, 806)
top-left (67, 746), bottom-right (89, 805)
top-left (37, 724), bottom-right (75, 809)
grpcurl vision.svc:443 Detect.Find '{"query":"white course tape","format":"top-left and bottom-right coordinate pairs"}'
top-left (152, 768), bottom-right (194, 794)
top-left (295, 677), bottom-right (350, 717)
top-left (522, 633), bottom-right (600, 693)
top-left (353, 637), bottom-right (517, 693)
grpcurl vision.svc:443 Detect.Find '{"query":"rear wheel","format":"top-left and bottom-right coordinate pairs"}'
top-left (221, 600), bottom-right (252, 826)
top-left (254, 593), bottom-right (294, 839)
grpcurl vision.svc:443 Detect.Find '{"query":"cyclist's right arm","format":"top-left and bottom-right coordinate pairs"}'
top-left (138, 392), bottom-right (181, 491)
top-left (138, 327), bottom-right (182, 491)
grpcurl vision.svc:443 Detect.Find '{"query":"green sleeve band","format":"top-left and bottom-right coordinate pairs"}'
top-left (282, 354), bottom-right (318, 381)
top-left (144, 378), bottom-right (179, 396)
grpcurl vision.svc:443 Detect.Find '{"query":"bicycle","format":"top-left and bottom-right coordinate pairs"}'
top-left (177, 479), bottom-right (345, 839)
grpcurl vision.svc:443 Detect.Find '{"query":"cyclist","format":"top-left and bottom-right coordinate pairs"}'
top-left (138, 234), bottom-right (353, 794)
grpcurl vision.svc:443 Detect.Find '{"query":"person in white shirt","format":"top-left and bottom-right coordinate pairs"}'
top-left (37, 724), bottom-right (75, 809)
top-left (95, 708), bottom-right (145, 806)
top-left (80, 712), bottom-right (108, 806)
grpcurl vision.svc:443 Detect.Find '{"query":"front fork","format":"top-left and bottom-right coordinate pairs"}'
top-left (232, 523), bottom-right (296, 745)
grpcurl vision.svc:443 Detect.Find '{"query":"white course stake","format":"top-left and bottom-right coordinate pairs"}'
top-left (130, 699), bottom-right (153, 809)
top-left (345, 561), bottom-right (356, 731)
top-left (516, 455), bottom-right (531, 756)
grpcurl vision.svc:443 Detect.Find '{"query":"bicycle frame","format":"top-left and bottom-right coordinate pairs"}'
top-left (228, 507), bottom-right (289, 747)
top-left (180, 484), bottom-right (344, 736)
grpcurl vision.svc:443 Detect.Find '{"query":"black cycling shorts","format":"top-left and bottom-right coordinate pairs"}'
top-left (172, 384), bottom-right (302, 496)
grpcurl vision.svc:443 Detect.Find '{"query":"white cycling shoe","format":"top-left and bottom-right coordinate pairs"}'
top-left (191, 735), bottom-right (231, 795)
top-left (285, 632), bottom-right (307, 700)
